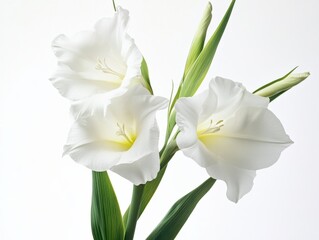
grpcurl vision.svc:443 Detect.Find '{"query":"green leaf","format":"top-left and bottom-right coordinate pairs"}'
top-left (146, 178), bottom-right (216, 240)
top-left (141, 58), bottom-right (154, 94)
top-left (180, 0), bottom-right (236, 97)
top-left (91, 171), bottom-right (124, 240)
top-left (183, 2), bottom-right (213, 78)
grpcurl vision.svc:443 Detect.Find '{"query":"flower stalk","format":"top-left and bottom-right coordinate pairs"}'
top-left (125, 184), bottom-right (145, 240)
top-left (160, 139), bottom-right (179, 169)
top-left (112, 0), bottom-right (116, 11)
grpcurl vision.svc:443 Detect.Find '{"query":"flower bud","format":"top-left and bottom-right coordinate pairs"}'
top-left (254, 72), bottom-right (310, 98)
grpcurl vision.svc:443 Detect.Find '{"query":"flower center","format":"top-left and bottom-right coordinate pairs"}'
top-left (198, 119), bottom-right (224, 137)
top-left (95, 57), bottom-right (124, 79)
top-left (116, 123), bottom-right (135, 147)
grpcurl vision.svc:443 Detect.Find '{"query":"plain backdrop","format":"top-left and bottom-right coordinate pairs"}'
top-left (1, 0), bottom-right (318, 239)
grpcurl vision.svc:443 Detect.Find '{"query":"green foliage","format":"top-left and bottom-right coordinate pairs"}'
top-left (141, 58), bottom-right (154, 94)
top-left (147, 178), bottom-right (216, 240)
top-left (180, 0), bottom-right (236, 97)
top-left (91, 171), bottom-right (124, 240)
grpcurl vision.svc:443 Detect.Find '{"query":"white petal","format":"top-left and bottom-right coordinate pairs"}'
top-left (206, 163), bottom-right (256, 203)
top-left (177, 137), bottom-right (219, 168)
top-left (241, 89), bottom-right (269, 109)
top-left (209, 77), bottom-right (244, 117)
top-left (176, 76), bottom-right (292, 202)
top-left (111, 119), bottom-right (161, 185)
top-left (63, 118), bottom-right (124, 170)
top-left (108, 87), bottom-right (167, 184)
top-left (69, 88), bottom-right (126, 119)
top-left (94, 7), bottom-right (129, 45)
top-left (50, 66), bottom-right (120, 101)
top-left (109, 85), bottom-right (168, 120)
top-left (111, 152), bottom-right (160, 185)
top-left (52, 33), bottom-right (98, 70)
top-left (201, 107), bottom-right (292, 170)
top-left (175, 89), bottom-right (217, 149)
top-left (209, 77), bottom-right (269, 119)
top-left (51, 7), bottom-right (143, 101)
top-left (65, 142), bottom-right (123, 171)
top-left (64, 84), bottom-right (167, 184)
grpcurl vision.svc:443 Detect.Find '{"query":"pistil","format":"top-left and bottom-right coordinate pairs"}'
top-left (116, 123), bottom-right (134, 144)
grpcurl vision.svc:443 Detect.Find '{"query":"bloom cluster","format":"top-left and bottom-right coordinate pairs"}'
top-left (51, 3), bottom-right (308, 239)
top-left (51, 8), bottom-right (168, 185)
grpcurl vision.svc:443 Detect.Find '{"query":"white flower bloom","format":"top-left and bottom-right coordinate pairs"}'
top-left (50, 7), bottom-right (143, 102)
top-left (64, 85), bottom-right (168, 185)
top-left (175, 77), bottom-right (293, 202)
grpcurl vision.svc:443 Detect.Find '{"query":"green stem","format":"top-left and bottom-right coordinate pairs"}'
top-left (160, 139), bottom-right (178, 169)
top-left (125, 184), bottom-right (145, 240)
top-left (112, 0), bottom-right (116, 11)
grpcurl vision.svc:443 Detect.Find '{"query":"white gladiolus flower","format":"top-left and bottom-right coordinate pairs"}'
top-left (175, 77), bottom-right (293, 202)
top-left (64, 85), bottom-right (168, 185)
top-left (50, 7), bottom-right (144, 102)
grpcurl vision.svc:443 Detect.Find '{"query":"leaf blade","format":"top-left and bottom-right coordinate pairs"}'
top-left (91, 171), bottom-right (124, 240)
top-left (146, 178), bottom-right (216, 240)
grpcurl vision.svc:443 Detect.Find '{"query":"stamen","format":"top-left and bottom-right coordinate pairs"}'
top-left (216, 120), bottom-right (223, 125)
top-left (200, 119), bottom-right (224, 135)
top-left (116, 123), bottom-right (134, 144)
top-left (95, 57), bottom-right (124, 78)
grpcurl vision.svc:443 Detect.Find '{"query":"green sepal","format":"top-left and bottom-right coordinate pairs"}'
top-left (269, 90), bottom-right (287, 102)
top-left (146, 178), bottom-right (216, 240)
top-left (141, 58), bottom-right (153, 94)
top-left (91, 171), bottom-right (124, 240)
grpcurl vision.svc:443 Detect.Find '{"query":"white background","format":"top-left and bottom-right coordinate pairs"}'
top-left (1, 0), bottom-right (318, 239)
